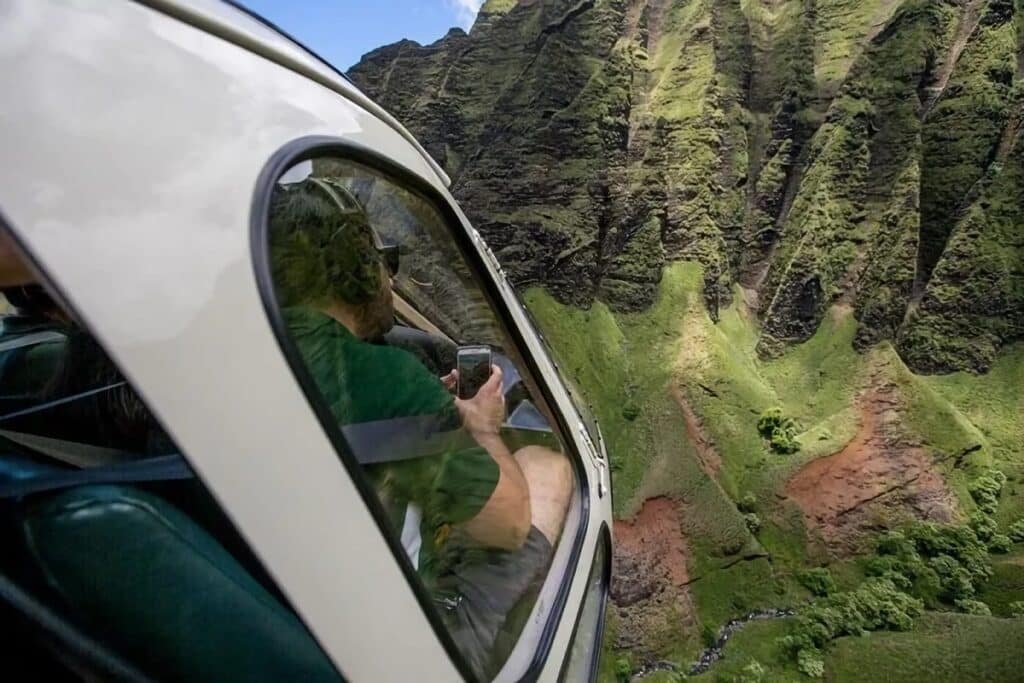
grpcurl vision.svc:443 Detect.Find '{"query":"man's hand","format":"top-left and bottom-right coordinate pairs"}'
top-left (440, 369), bottom-right (458, 393)
top-left (451, 365), bottom-right (530, 550)
top-left (454, 365), bottom-right (505, 437)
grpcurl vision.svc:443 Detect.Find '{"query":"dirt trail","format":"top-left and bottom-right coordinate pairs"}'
top-left (786, 370), bottom-right (959, 555)
top-left (994, 103), bottom-right (1023, 163)
top-left (611, 497), bottom-right (696, 652)
top-left (670, 384), bottom-right (722, 479)
top-left (920, 0), bottom-right (984, 120)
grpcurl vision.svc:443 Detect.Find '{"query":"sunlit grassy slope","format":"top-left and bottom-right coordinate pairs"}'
top-left (826, 611), bottom-right (1024, 682)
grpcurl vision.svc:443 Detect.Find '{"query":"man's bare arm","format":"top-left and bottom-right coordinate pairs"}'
top-left (452, 366), bottom-right (532, 550)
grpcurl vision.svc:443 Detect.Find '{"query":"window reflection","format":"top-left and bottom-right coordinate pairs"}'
top-left (266, 158), bottom-right (577, 678)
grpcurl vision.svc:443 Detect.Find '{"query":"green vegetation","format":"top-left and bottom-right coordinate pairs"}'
top-left (737, 659), bottom-right (767, 682)
top-left (780, 578), bottom-right (923, 673)
top-left (756, 408), bottom-right (801, 454)
top-left (969, 471), bottom-right (1007, 515)
top-left (796, 568), bottom-right (836, 597)
top-left (613, 653), bottom-right (633, 683)
top-left (738, 492), bottom-right (759, 514)
top-left (530, 260), bottom-right (1023, 678)
top-left (796, 648), bottom-right (825, 679)
top-left (524, 264), bottom-right (699, 515)
top-left (978, 550), bottom-right (1024, 617)
top-left (923, 346), bottom-right (1024, 523)
top-left (870, 522), bottom-right (992, 607)
top-left (478, 0), bottom-right (517, 16)
top-left (954, 599), bottom-right (992, 616)
top-left (826, 612), bottom-right (1024, 682)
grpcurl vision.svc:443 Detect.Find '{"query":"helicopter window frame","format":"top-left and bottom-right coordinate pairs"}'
top-left (558, 523), bottom-right (612, 682)
top-left (249, 136), bottom-right (590, 681)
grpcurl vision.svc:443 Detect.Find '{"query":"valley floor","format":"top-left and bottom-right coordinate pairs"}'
top-left (525, 262), bottom-right (1024, 682)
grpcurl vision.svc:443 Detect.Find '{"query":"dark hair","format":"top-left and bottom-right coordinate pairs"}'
top-left (268, 180), bottom-right (384, 308)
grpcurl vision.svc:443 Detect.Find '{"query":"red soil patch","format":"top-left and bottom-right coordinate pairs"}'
top-left (786, 380), bottom-right (959, 555)
top-left (611, 497), bottom-right (696, 651)
top-left (671, 385), bottom-right (722, 479)
top-left (615, 497), bottom-right (690, 587)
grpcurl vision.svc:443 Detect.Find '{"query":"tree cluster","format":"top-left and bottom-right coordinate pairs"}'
top-left (756, 407), bottom-right (800, 454)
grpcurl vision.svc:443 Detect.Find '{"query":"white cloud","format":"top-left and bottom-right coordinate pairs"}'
top-left (447, 0), bottom-right (484, 30)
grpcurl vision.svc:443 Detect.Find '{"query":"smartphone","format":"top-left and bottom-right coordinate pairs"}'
top-left (457, 346), bottom-right (492, 400)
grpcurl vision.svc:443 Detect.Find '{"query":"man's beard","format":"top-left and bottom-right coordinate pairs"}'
top-left (356, 288), bottom-right (395, 340)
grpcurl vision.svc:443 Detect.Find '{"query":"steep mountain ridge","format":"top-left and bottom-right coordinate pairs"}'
top-left (350, 0), bottom-right (1023, 373)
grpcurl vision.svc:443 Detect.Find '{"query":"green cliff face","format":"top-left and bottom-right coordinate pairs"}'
top-left (350, 0), bottom-right (1023, 373)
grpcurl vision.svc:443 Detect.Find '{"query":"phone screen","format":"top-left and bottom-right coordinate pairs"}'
top-left (457, 346), bottom-right (492, 400)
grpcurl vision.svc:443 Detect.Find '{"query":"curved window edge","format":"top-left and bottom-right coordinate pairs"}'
top-left (558, 524), bottom-right (611, 683)
top-left (248, 136), bottom-right (590, 682)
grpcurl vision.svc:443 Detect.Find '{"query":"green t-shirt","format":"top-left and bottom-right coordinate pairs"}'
top-left (284, 307), bottom-right (499, 585)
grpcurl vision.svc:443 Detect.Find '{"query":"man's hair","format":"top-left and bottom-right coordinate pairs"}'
top-left (268, 179), bottom-right (383, 308)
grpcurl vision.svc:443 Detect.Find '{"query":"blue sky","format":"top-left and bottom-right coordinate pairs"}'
top-left (238, 1), bottom-right (483, 72)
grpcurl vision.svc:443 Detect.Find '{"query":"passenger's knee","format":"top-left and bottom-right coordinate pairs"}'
top-left (515, 446), bottom-right (572, 489)
top-left (513, 446), bottom-right (573, 543)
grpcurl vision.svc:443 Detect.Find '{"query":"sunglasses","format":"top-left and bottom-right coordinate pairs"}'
top-left (371, 229), bottom-right (400, 277)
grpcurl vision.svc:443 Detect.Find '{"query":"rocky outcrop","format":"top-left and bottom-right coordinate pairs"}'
top-left (350, 0), bottom-right (1024, 372)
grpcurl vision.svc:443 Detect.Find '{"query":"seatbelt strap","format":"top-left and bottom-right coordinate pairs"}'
top-left (0, 330), bottom-right (66, 389)
top-left (0, 417), bottom-right (481, 499)
top-left (0, 454), bottom-right (192, 499)
top-left (0, 429), bottom-right (135, 468)
top-left (0, 381), bottom-right (127, 424)
top-left (340, 414), bottom-right (476, 465)
top-left (0, 416), bottom-right (476, 501)
top-left (0, 330), bottom-right (65, 354)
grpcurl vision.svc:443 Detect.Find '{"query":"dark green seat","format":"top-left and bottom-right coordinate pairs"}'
top-left (18, 484), bottom-right (340, 682)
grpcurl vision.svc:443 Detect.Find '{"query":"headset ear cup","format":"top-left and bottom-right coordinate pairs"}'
top-left (2, 284), bottom-right (54, 312)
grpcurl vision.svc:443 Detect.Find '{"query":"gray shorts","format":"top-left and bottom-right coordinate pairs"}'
top-left (435, 526), bottom-right (554, 679)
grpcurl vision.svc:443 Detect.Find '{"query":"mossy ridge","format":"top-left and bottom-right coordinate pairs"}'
top-left (899, 108), bottom-right (1024, 373)
top-left (756, 0), bottom-right (965, 357)
top-left (853, 159), bottom-right (921, 350)
top-left (757, 97), bottom-right (871, 356)
top-left (352, 0), bottom-right (1024, 369)
top-left (812, 0), bottom-right (906, 98)
top-left (916, 0), bottom-right (1021, 291)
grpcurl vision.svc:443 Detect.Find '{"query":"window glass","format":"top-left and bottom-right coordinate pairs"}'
top-left (522, 304), bottom-right (604, 454)
top-left (263, 156), bottom-right (577, 679)
top-left (0, 237), bottom-right (340, 681)
top-left (561, 531), bottom-right (610, 682)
